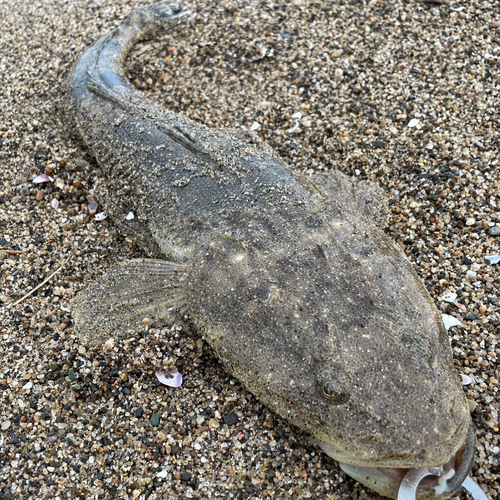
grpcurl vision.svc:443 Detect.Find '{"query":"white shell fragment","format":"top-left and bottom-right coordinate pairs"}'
top-left (250, 121), bottom-right (261, 131)
top-left (94, 212), bottom-right (107, 221)
top-left (250, 44), bottom-right (270, 62)
top-left (51, 198), bottom-right (59, 209)
top-left (461, 476), bottom-right (489, 500)
top-left (126, 212), bottom-right (135, 220)
top-left (461, 374), bottom-right (472, 385)
top-left (287, 112), bottom-right (303, 134)
top-left (156, 370), bottom-right (182, 388)
top-left (287, 121), bottom-right (300, 134)
top-left (442, 314), bottom-right (463, 331)
top-left (485, 254), bottom-right (500, 265)
top-left (156, 469), bottom-right (169, 479)
top-left (439, 292), bottom-right (457, 303)
top-left (408, 118), bottom-right (420, 128)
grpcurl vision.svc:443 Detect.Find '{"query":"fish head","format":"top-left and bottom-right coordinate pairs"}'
top-left (188, 212), bottom-right (472, 498)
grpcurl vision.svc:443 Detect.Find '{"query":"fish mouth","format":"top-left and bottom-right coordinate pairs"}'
top-left (321, 424), bottom-right (475, 499)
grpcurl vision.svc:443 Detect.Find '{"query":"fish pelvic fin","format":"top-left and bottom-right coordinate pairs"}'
top-left (72, 258), bottom-right (189, 347)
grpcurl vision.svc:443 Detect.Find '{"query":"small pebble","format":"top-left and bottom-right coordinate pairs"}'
top-left (156, 430), bottom-right (167, 443)
top-left (371, 140), bottom-right (386, 149)
top-left (88, 200), bottom-right (98, 212)
top-left (150, 413), bottom-right (160, 427)
top-left (223, 413), bottom-right (239, 426)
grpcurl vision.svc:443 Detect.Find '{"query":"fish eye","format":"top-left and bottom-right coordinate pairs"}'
top-left (315, 375), bottom-right (350, 405)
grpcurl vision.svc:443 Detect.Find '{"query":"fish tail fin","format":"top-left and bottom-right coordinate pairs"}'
top-left (85, 3), bottom-right (185, 106)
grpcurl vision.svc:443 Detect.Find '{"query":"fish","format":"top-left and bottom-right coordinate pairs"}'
top-left (65, 3), bottom-right (476, 498)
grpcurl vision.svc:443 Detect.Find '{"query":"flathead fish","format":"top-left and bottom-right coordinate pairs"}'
top-left (65, 3), bottom-right (477, 498)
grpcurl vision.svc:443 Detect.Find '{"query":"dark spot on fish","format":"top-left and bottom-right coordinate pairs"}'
top-left (314, 316), bottom-right (328, 335)
top-left (277, 257), bottom-right (298, 272)
top-left (315, 244), bottom-right (327, 259)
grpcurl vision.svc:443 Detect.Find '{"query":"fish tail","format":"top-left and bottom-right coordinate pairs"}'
top-left (84, 2), bottom-right (185, 105)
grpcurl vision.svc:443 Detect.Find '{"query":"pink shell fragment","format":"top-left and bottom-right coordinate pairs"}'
top-left (51, 199), bottom-right (59, 209)
top-left (156, 370), bottom-right (182, 388)
top-left (33, 174), bottom-right (53, 184)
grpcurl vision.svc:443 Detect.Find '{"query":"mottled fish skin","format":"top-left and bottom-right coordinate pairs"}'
top-left (65, 3), bottom-right (473, 499)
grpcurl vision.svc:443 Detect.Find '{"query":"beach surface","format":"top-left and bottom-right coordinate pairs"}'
top-left (0, 0), bottom-right (499, 498)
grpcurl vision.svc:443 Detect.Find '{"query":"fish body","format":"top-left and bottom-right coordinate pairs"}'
top-left (66, 3), bottom-right (474, 498)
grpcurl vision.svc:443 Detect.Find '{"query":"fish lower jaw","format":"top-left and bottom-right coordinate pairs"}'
top-left (318, 424), bottom-right (475, 499)
top-left (338, 460), bottom-right (456, 499)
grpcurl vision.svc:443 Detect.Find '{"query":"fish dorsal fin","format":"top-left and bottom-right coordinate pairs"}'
top-left (307, 170), bottom-right (388, 225)
top-left (72, 258), bottom-right (189, 347)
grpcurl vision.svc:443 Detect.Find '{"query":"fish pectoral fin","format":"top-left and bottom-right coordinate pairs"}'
top-left (71, 258), bottom-right (189, 347)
